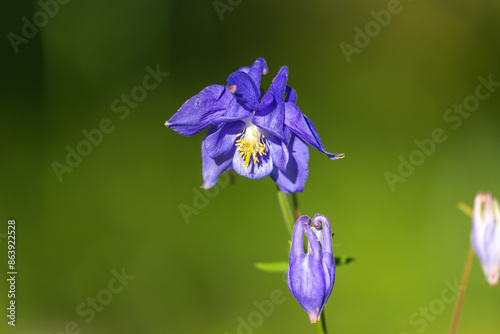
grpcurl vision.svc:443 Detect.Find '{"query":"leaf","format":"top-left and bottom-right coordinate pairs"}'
top-left (457, 201), bottom-right (473, 218)
top-left (254, 261), bottom-right (288, 273)
top-left (335, 256), bottom-right (355, 266)
top-left (255, 257), bottom-right (355, 273)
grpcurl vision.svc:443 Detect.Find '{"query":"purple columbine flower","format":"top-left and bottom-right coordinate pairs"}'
top-left (287, 214), bottom-right (335, 323)
top-left (165, 58), bottom-right (343, 193)
top-left (471, 192), bottom-right (500, 286)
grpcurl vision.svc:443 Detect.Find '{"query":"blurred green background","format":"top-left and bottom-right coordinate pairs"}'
top-left (2, 0), bottom-right (500, 333)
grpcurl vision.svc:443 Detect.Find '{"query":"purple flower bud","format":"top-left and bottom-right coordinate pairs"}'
top-left (287, 214), bottom-right (335, 323)
top-left (471, 192), bottom-right (500, 286)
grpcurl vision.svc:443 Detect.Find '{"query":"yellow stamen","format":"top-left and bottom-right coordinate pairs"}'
top-left (235, 124), bottom-right (266, 168)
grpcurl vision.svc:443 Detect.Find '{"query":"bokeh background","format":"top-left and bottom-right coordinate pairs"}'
top-left (2, 0), bottom-right (500, 333)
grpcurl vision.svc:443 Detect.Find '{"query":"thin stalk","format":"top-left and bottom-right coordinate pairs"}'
top-left (449, 202), bottom-right (475, 334)
top-left (277, 191), bottom-right (295, 237)
top-left (292, 192), bottom-right (301, 221)
top-left (449, 246), bottom-right (474, 334)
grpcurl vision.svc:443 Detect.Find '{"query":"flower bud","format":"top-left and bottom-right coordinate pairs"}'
top-left (471, 192), bottom-right (500, 286)
top-left (287, 214), bottom-right (335, 323)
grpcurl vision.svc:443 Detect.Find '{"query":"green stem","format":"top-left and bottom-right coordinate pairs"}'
top-left (449, 201), bottom-right (475, 334)
top-left (277, 191), bottom-right (295, 238)
top-left (315, 311), bottom-right (327, 334)
top-left (292, 192), bottom-right (301, 221)
top-left (449, 246), bottom-right (474, 334)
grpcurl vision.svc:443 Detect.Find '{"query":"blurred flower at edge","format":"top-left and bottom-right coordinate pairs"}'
top-left (471, 192), bottom-right (500, 286)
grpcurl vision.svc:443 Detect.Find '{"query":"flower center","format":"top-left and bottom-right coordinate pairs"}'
top-left (235, 123), bottom-right (266, 168)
